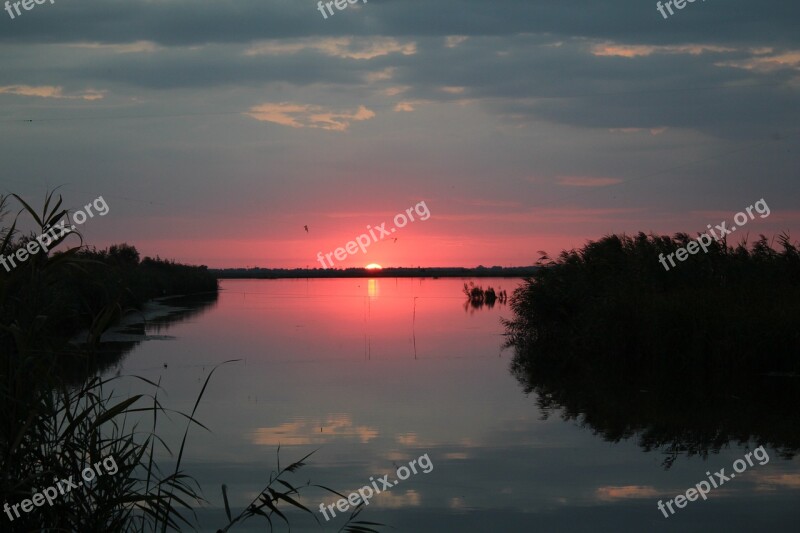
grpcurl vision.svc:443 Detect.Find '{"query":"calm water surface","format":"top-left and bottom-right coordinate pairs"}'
top-left (105, 278), bottom-right (800, 532)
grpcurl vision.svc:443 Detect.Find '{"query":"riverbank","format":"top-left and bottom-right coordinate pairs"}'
top-left (0, 240), bottom-right (218, 358)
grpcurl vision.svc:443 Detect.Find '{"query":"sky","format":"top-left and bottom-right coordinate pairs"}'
top-left (1, 0), bottom-right (798, 268)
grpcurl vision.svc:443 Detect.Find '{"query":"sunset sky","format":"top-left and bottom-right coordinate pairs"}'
top-left (1, 0), bottom-right (798, 268)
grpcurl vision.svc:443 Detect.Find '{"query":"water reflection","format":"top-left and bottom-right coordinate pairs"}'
top-left (64, 291), bottom-right (219, 382)
top-left (510, 346), bottom-right (800, 468)
top-left (368, 278), bottom-right (379, 298)
top-left (105, 279), bottom-right (800, 532)
top-left (250, 414), bottom-right (379, 446)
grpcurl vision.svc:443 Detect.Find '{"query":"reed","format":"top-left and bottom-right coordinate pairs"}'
top-left (463, 282), bottom-right (507, 309)
top-left (504, 232), bottom-right (800, 384)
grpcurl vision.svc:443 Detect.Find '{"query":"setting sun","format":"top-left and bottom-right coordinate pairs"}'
top-left (365, 263), bottom-right (382, 270)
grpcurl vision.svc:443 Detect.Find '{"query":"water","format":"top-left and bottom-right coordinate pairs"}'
top-left (104, 278), bottom-right (800, 532)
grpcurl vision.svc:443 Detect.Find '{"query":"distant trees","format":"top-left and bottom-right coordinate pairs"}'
top-left (108, 242), bottom-right (140, 265)
top-left (0, 192), bottom-right (218, 356)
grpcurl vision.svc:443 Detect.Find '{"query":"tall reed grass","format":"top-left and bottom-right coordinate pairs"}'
top-left (504, 232), bottom-right (800, 383)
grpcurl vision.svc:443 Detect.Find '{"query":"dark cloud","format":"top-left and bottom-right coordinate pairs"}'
top-left (1, 0), bottom-right (798, 47)
top-left (3, 2), bottom-right (797, 138)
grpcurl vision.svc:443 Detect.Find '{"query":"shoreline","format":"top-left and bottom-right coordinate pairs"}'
top-left (69, 292), bottom-right (219, 345)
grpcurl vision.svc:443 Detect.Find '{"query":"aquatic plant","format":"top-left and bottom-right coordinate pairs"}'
top-left (504, 232), bottom-right (800, 382)
top-left (462, 282), bottom-right (508, 311)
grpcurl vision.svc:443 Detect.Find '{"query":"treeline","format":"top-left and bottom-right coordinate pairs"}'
top-left (213, 265), bottom-right (539, 279)
top-left (1, 242), bottom-right (217, 355)
top-left (0, 193), bottom-right (217, 357)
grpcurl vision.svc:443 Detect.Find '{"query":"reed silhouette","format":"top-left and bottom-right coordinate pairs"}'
top-left (504, 232), bottom-right (800, 380)
top-left (463, 282), bottom-right (507, 311)
top-left (504, 232), bottom-right (800, 466)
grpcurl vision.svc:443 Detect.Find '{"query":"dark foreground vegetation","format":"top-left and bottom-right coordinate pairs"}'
top-left (1, 193), bottom-right (377, 531)
top-left (505, 232), bottom-right (800, 465)
top-left (2, 242), bottom-right (217, 359)
top-left (0, 193), bottom-right (217, 359)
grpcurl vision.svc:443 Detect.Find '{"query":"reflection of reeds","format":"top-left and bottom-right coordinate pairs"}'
top-left (510, 343), bottom-right (800, 468)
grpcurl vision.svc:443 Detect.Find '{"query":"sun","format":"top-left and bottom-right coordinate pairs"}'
top-left (365, 263), bottom-right (383, 270)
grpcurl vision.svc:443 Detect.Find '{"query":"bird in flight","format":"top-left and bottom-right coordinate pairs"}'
top-left (393, 238), bottom-right (398, 243)
top-left (304, 225), bottom-right (309, 233)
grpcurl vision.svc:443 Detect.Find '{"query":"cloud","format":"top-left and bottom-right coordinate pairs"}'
top-left (394, 101), bottom-right (417, 112)
top-left (608, 127), bottom-right (667, 135)
top-left (591, 43), bottom-right (736, 58)
top-left (245, 37), bottom-right (417, 60)
top-left (435, 207), bottom-right (644, 224)
top-left (248, 102), bottom-right (375, 131)
top-left (393, 100), bottom-right (431, 112)
top-left (445, 36), bottom-right (469, 49)
top-left (440, 86), bottom-right (466, 94)
top-left (365, 67), bottom-right (396, 83)
top-left (396, 433), bottom-right (418, 445)
top-left (0, 85), bottom-right (104, 100)
top-left (716, 50), bottom-right (800, 72)
top-left (457, 199), bottom-right (521, 208)
top-left (2, 0), bottom-right (798, 50)
top-left (383, 86), bottom-right (411, 96)
top-left (68, 41), bottom-right (161, 54)
top-left (557, 176), bottom-right (623, 187)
